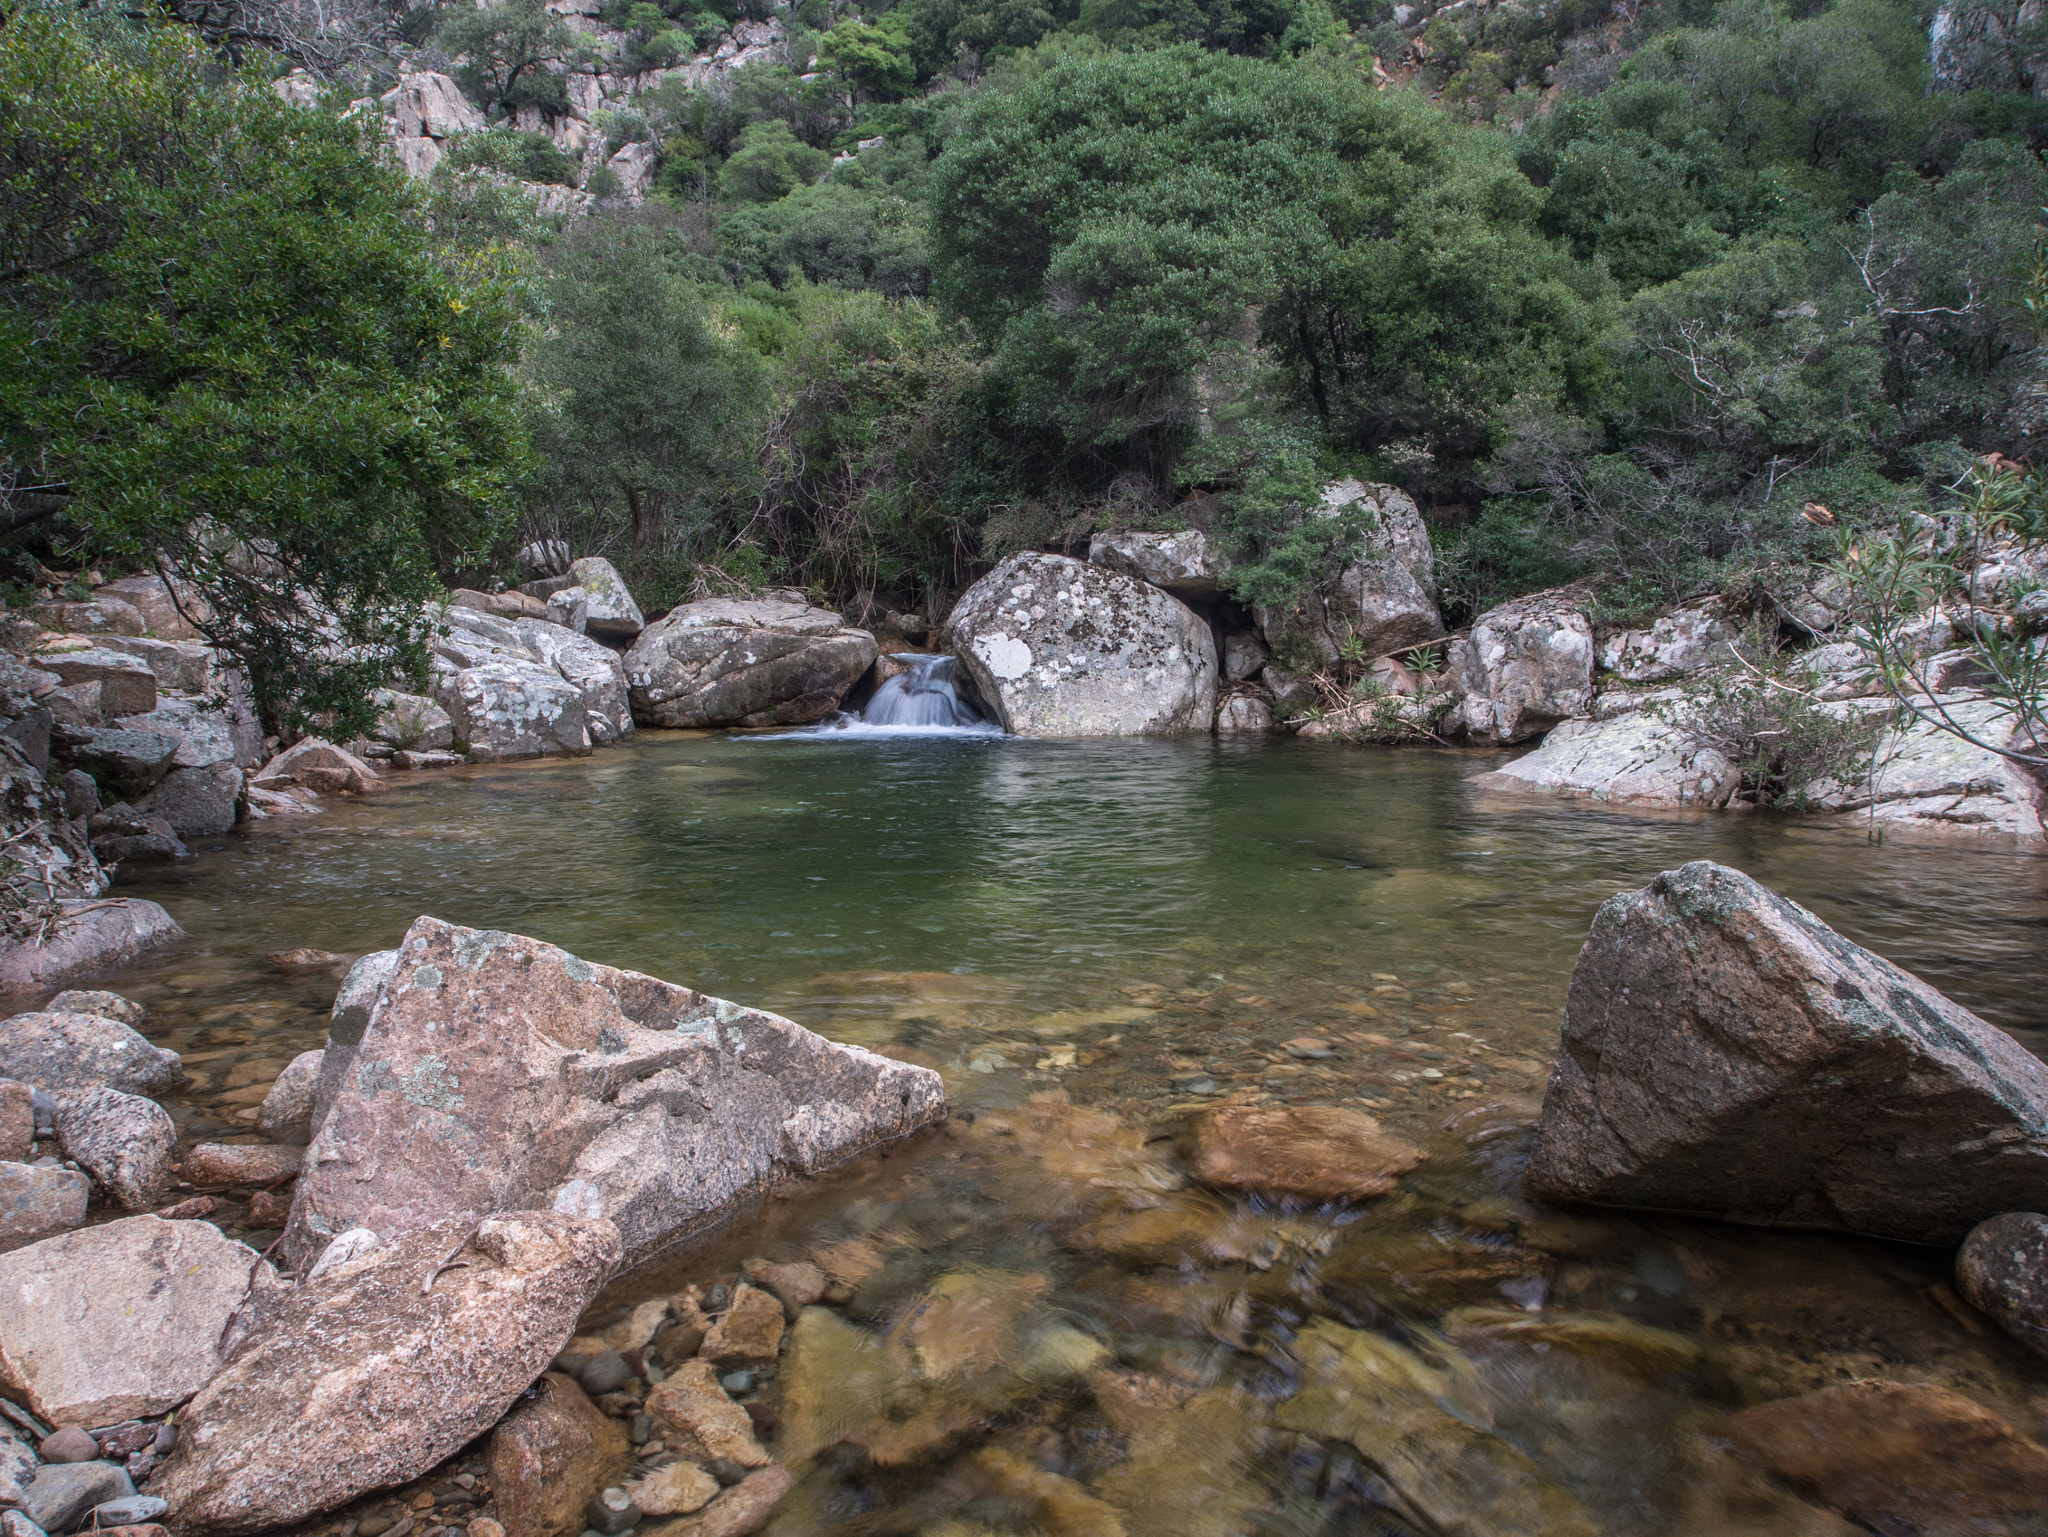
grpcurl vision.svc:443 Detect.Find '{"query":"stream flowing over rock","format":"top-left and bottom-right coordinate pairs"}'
top-left (150, 1212), bottom-right (621, 1536)
top-left (283, 917), bottom-right (947, 1269)
top-left (623, 597), bottom-right (878, 729)
top-left (946, 553), bottom-right (1217, 736)
top-left (1527, 861), bottom-right (2048, 1243)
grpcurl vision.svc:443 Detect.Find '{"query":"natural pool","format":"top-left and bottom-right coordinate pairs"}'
top-left (101, 731), bottom-right (2048, 1536)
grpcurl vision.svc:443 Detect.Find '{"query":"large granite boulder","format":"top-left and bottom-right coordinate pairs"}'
top-left (1087, 529), bottom-right (1225, 599)
top-left (1256, 480), bottom-right (1444, 671)
top-left (513, 620), bottom-right (634, 743)
top-left (945, 553), bottom-right (1216, 736)
top-left (150, 1211), bottom-right (620, 1537)
top-left (0, 1010), bottom-right (180, 1093)
top-left (115, 696), bottom-right (262, 771)
top-left (1597, 603), bottom-right (1738, 683)
top-left (624, 597), bottom-right (878, 729)
top-left (137, 763), bottom-right (243, 839)
top-left (95, 637), bottom-right (215, 694)
top-left (1527, 861), bottom-right (2048, 1243)
top-left (367, 689), bottom-right (455, 752)
top-left (1469, 713), bottom-right (1741, 809)
top-left (1447, 588), bottom-right (1596, 744)
top-left (57, 726), bottom-right (179, 798)
top-left (565, 557), bottom-right (644, 642)
top-left (432, 608), bottom-right (631, 754)
top-left (0, 899), bottom-right (182, 993)
top-left (1805, 698), bottom-right (2046, 849)
top-left (283, 917), bottom-right (947, 1270)
top-left (0, 1215), bottom-right (259, 1423)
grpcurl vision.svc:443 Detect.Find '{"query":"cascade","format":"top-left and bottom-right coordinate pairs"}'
top-left (862, 653), bottom-right (986, 728)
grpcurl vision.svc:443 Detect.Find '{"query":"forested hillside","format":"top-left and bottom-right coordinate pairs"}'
top-left (6, 0), bottom-right (2047, 658)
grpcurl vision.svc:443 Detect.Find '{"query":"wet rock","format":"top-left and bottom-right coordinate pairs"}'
top-left (644, 1361), bottom-right (768, 1470)
top-left (626, 1461), bottom-right (718, 1517)
top-left (180, 1143), bottom-right (302, 1188)
top-left (740, 1258), bottom-right (827, 1319)
top-left (40, 1427), bottom-right (99, 1463)
top-left (1723, 1380), bottom-right (2048, 1534)
top-left (947, 554), bottom-right (1217, 736)
top-left (0, 1011), bottom-right (180, 1095)
top-left (135, 764), bottom-right (242, 840)
top-left (255, 1050), bottom-right (323, 1145)
top-left (1214, 694), bottom-right (1274, 734)
top-left (251, 739), bottom-right (384, 796)
top-left (623, 597), bottom-right (877, 729)
top-left (1088, 1372), bottom-right (1271, 1537)
top-left (1447, 588), bottom-right (1595, 744)
top-left (38, 652), bottom-right (157, 718)
top-left (1087, 529), bottom-right (1226, 599)
top-left (0, 1081), bottom-right (31, 1163)
top-left (598, 1299), bottom-right (669, 1353)
top-left (579, 1350), bottom-right (632, 1396)
top-left (0, 1216), bottom-right (259, 1422)
top-left (283, 917), bottom-right (945, 1270)
top-left (567, 558), bottom-right (644, 643)
top-left (486, 1372), bottom-right (630, 1537)
top-left (1179, 1105), bottom-right (1425, 1203)
top-left (1277, 1319), bottom-right (1594, 1537)
top-left (1527, 861), bottom-right (2048, 1244)
top-left (1957, 1212), bottom-right (2048, 1361)
top-left (0, 1161), bottom-right (88, 1252)
top-left (1470, 712), bottom-right (1741, 809)
top-left (149, 1212), bottom-right (622, 1537)
top-left (51, 1088), bottom-right (175, 1209)
top-left (644, 1465), bottom-right (789, 1537)
top-left (953, 1445), bottom-right (1125, 1537)
top-left (698, 1285), bottom-right (783, 1368)
top-left (0, 901), bottom-right (183, 994)
top-left (1439, 1306), bottom-right (1701, 1378)
top-left (21, 1461), bottom-right (134, 1534)
top-left (1597, 603), bottom-right (1739, 683)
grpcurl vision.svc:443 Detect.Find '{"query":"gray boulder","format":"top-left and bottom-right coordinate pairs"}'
top-left (567, 557), bottom-right (644, 642)
top-left (1469, 713), bottom-right (1740, 809)
top-left (1447, 588), bottom-right (1596, 744)
top-left (624, 597), bottom-right (878, 730)
top-left (545, 585), bottom-right (589, 633)
top-left (114, 697), bottom-right (260, 770)
top-left (1958, 1212), bottom-right (2048, 1361)
top-left (93, 637), bottom-right (214, 694)
top-left (52, 1087), bottom-right (176, 1209)
top-left (0, 1162), bottom-right (88, 1253)
top-left (513, 620), bottom-right (634, 743)
top-left (1257, 480), bottom-right (1444, 671)
top-left (137, 763), bottom-right (243, 839)
top-left (257, 1049), bottom-right (324, 1145)
top-left (1804, 698), bottom-right (2046, 850)
top-left (1087, 529), bottom-right (1226, 598)
top-left (438, 662), bottom-right (590, 761)
top-left (1527, 861), bottom-right (2048, 1244)
top-left (0, 1215), bottom-right (261, 1423)
top-left (57, 727), bottom-right (178, 799)
top-left (0, 900), bottom-right (181, 993)
top-left (44, 990), bottom-right (145, 1027)
top-left (284, 916), bottom-right (946, 1270)
top-left (0, 1011), bottom-right (180, 1094)
top-left (92, 574), bottom-right (208, 640)
top-left (1222, 630), bottom-right (1268, 682)
top-left (946, 553), bottom-right (1216, 736)
top-left (150, 1212), bottom-right (622, 1537)
top-left (37, 652), bottom-right (156, 718)
top-left (1215, 694), bottom-right (1275, 734)
top-left (367, 689), bottom-right (454, 752)
top-left (1596, 603), bottom-right (1738, 683)
top-left (20, 1462), bottom-right (134, 1534)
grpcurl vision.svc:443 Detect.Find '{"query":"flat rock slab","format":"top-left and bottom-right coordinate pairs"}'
top-left (1180, 1105), bottom-right (1425, 1202)
top-left (1470, 712), bottom-right (1740, 809)
top-left (0, 1010), bottom-right (180, 1094)
top-left (0, 901), bottom-right (183, 995)
top-left (0, 1215), bottom-right (258, 1424)
top-left (283, 917), bottom-right (946, 1269)
top-left (1527, 860), bottom-right (2048, 1243)
top-left (150, 1212), bottom-right (621, 1537)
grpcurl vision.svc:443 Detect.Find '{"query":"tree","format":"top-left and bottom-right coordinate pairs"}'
top-left (0, 1), bottom-right (528, 735)
top-left (717, 119), bottom-right (832, 203)
top-left (817, 16), bottom-right (918, 105)
top-left (438, 0), bottom-right (578, 116)
top-left (526, 216), bottom-right (768, 558)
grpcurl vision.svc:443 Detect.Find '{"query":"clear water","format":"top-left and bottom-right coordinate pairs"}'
top-left (93, 732), bottom-right (2048, 1535)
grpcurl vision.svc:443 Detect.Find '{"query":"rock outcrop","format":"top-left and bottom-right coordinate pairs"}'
top-left (283, 917), bottom-right (947, 1269)
top-left (1256, 481), bottom-right (1444, 671)
top-left (380, 71), bottom-right (483, 178)
top-left (0, 1216), bottom-right (260, 1423)
top-left (1448, 588), bottom-right (1595, 744)
top-left (1087, 529), bottom-right (1225, 598)
top-left (1469, 713), bottom-right (1741, 808)
top-left (624, 597), bottom-right (878, 729)
top-left (1806, 697), bottom-right (2046, 848)
top-left (150, 1212), bottom-right (621, 1537)
top-left (946, 553), bottom-right (1217, 736)
top-left (1527, 861), bottom-right (2048, 1243)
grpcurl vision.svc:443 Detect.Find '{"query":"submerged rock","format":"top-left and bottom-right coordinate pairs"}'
top-left (0, 1215), bottom-right (259, 1424)
top-left (947, 553), bottom-right (1217, 736)
top-left (1527, 861), bottom-right (2048, 1244)
top-left (646, 1360), bottom-right (769, 1470)
top-left (150, 1212), bottom-right (621, 1537)
top-left (283, 917), bottom-right (946, 1269)
top-left (486, 1372), bottom-right (630, 1537)
top-left (1178, 1105), bottom-right (1424, 1202)
top-left (1957, 1212), bottom-right (2048, 1362)
top-left (1447, 588), bottom-right (1595, 744)
top-left (624, 596), bottom-right (877, 729)
top-left (0, 1011), bottom-right (180, 1094)
top-left (1470, 712), bottom-right (1741, 809)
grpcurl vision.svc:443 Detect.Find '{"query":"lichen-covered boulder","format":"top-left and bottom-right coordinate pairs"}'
top-left (1087, 529), bottom-right (1226, 598)
top-left (513, 620), bottom-right (633, 743)
top-left (566, 557), bottom-right (644, 642)
top-left (946, 553), bottom-right (1216, 736)
top-left (1470, 713), bottom-right (1740, 809)
top-left (283, 916), bottom-right (947, 1269)
top-left (1597, 603), bottom-right (1738, 683)
top-left (1256, 481), bottom-right (1444, 671)
top-left (137, 763), bottom-right (243, 838)
top-left (1447, 588), bottom-right (1595, 744)
top-left (368, 689), bottom-right (455, 752)
top-left (438, 662), bottom-right (590, 762)
top-left (1527, 861), bottom-right (2048, 1244)
top-left (624, 597), bottom-right (878, 729)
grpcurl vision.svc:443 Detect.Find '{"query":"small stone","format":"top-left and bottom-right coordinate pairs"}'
top-left (578, 1351), bottom-right (631, 1397)
top-left (716, 1372), bottom-right (752, 1398)
top-left (180, 1143), bottom-right (302, 1188)
top-left (485, 1372), bottom-right (628, 1537)
top-left (247, 1189), bottom-right (293, 1230)
top-left (623, 1460), bottom-right (717, 1518)
top-left (1180, 1104), bottom-right (1425, 1202)
top-left (667, 1465), bottom-right (791, 1537)
top-left (154, 1196), bottom-right (217, 1220)
top-left (22, 1461), bottom-right (135, 1533)
top-left (697, 1286), bottom-right (783, 1369)
top-left (357, 1518), bottom-right (393, 1536)
top-left (91, 1496), bottom-right (168, 1525)
top-left (51, 1088), bottom-right (176, 1210)
top-left (40, 1427), bottom-right (99, 1463)
top-left (642, 1362), bottom-right (767, 1470)
top-left (1957, 1211), bottom-right (2048, 1361)
top-left (257, 1051), bottom-right (324, 1146)
top-left (1283, 1037), bottom-right (1334, 1059)
top-left (650, 1322), bottom-right (703, 1366)
top-left (468, 1521), bottom-right (503, 1537)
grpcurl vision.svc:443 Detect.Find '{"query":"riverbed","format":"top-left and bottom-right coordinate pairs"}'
top-left (103, 731), bottom-right (2048, 1535)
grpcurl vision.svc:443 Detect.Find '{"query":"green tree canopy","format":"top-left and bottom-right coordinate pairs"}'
top-left (0, 1), bottom-right (528, 734)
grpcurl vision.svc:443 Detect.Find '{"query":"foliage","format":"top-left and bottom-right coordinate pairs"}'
top-left (0, 1), bottom-right (527, 736)
top-left (718, 119), bottom-right (833, 202)
top-left (438, 0), bottom-right (579, 116)
top-left (718, 179), bottom-right (930, 294)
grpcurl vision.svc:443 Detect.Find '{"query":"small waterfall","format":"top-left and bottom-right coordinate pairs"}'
top-left (862, 654), bottom-right (986, 728)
